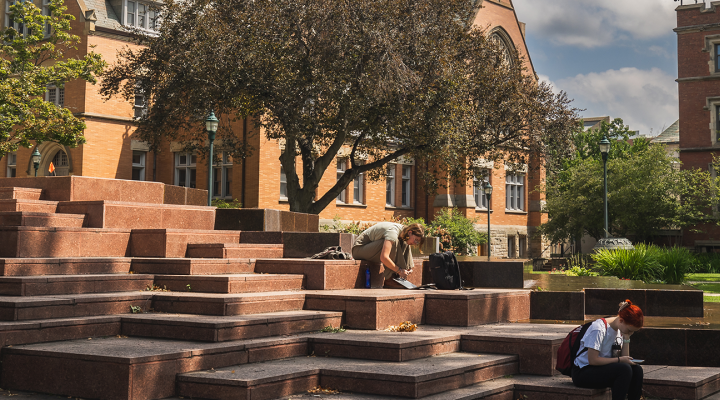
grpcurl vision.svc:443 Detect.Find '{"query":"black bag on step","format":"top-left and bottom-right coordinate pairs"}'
top-left (428, 251), bottom-right (463, 290)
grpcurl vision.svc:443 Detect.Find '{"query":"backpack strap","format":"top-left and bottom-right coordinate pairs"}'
top-left (576, 318), bottom-right (608, 357)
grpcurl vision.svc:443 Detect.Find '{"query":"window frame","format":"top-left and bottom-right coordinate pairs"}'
top-left (123, 0), bottom-right (158, 31)
top-left (46, 86), bottom-right (64, 107)
top-left (505, 172), bottom-right (525, 211)
top-left (336, 158), bottom-right (347, 203)
top-left (386, 164), bottom-right (396, 207)
top-left (280, 166), bottom-right (288, 200)
top-left (5, 0), bottom-right (30, 37)
top-left (353, 161), bottom-right (365, 205)
top-left (473, 169), bottom-right (490, 210)
top-left (174, 151), bottom-right (197, 188)
top-left (131, 150), bottom-right (145, 181)
top-left (212, 151), bottom-right (233, 199)
top-left (6, 152), bottom-right (16, 177)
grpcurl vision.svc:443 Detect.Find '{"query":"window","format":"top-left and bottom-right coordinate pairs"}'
top-left (213, 152), bottom-right (232, 198)
top-left (717, 105), bottom-right (720, 142)
top-left (353, 162), bottom-right (364, 204)
top-left (401, 165), bottom-right (411, 207)
top-left (507, 235), bottom-right (516, 258)
top-left (46, 86), bottom-right (64, 107)
top-left (336, 159), bottom-right (346, 203)
top-left (5, 0), bottom-right (29, 36)
top-left (505, 173), bottom-right (524, 211)
top-left (386, 164), bottom-right (396, 206)
top-left (280, 166), bottom-right (287, 200)
top-left (125, 0), bottom-right (157, 30)
top-left (41, 0), bottom-right (50, 36)
top-left (175, 152), bottom-right (197, 188)
top-left (473, 170), bottom-right (489, 210)
top-left (131, 151), bottom-right (145, 181)
top-left (519, 235), bottom-right (527, 258)
top-left (50, 150), bottom-right (69, 176)
top-left (6, 152), bottom-right (16, 177)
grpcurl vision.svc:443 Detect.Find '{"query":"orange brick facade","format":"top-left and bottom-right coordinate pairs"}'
top-left (1, 0), bottom-right (547, 258)
top-left (676, 2), bottom-right (720, 250)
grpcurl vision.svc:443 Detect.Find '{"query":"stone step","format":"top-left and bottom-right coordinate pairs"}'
top-left (643, 365), bottom-right (720, 400)
top-left (0, 315), bottom-right (121, 347)
top-left (176, 352), bottom-right (519, 399)
top-left (131, 258), bottom-right (254, 275)
top-left (423, 289), bottom-right (530, 327)
top-left (0, 187), bottom-right (42, 200)
top-left (0, 199), bottom-right (58, 213)
top-left (151, 291), bottom-right (305, 316)
top-left (0, 274), bottom-right (154, 296)
top-left (130, 229), bottom-right (241, 257)
top-left (56, 201), bottom-right (215, 230)
top-left (0, 227), bottom-right (131, 258)
top-left (152, 273), bottom-right (304, 293)
top-left (0, 211), bottom-right (85, 228)
top-left (0, 292), bottom-right (152, 321)
top-left (307, 330), bottom-right (462, 362)
top-left (0, 257), bottom-right (132, 276)
top-left (121, 310), bottom-right (342, 342)
top-left (1, 334), bottom-right (312, 400)
top-left (186, 243), bottom-right (284, 259)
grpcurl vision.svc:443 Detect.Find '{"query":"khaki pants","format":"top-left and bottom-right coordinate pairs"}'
top-left (351, 240), bottom-right (412, 279)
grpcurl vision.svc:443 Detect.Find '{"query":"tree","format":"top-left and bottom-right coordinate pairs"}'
top-left (101, 0), bottom-right (578, 214)
top-left (0, 0), bottom-right (105, 157)
top-left (539, 119), bottom-right (720, 243)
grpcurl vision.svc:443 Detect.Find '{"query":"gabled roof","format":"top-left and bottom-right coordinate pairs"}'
top-left (651, 120), bottom-right (679, 144)
top-left (82, 0), bottom-right (125, 31)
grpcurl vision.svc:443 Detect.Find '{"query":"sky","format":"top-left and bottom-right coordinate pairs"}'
top-left (511, 0), bottom-right (701, 136)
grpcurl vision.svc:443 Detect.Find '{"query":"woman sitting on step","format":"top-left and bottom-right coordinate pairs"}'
top-left (351, 222), bottom-right (424, 288)
top-left (572, 299), bottom-right (645, 400)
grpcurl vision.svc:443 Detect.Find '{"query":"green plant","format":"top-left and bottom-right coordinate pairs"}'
top-left (565, 266), bottom-right (599, 277)
top-left (130, 306), bottom-right (142, 313)
top-left (567, 253), bottom-right (594, 270)
top-left (319, 325), bottom-right (346, 333)
top-left (656, 246), bottom-right (693, 284)
top-left (211, 198), bottom-right (242, 208)
top-left (186, 284), bottom-right (192, 291)
top-left (320, 215), bottom-right (371, 235)
top-left (691, 253), bottom-right (720, 274)
top-left (592, 243), bottom-right (662, 283)
top-left (430, 208), bottom-right (487, 255)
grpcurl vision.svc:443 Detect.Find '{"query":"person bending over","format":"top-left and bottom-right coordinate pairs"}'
top-left (572, 299), bottom-right (645, 400)
top-left (351, 222), bottom-right (424, 288)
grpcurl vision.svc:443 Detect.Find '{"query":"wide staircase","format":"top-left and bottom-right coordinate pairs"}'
top-left (0, 177), bottom-right (718, 400)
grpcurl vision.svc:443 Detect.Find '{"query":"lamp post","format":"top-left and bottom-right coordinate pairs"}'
top-left (31, 148), bottom-right (41, 177)
top-left (599, 136), bottom-right (611, 238)
top-left (205, 111), bottom-right (219, 207)
top-left (484, 182), bottom-right (493, 260)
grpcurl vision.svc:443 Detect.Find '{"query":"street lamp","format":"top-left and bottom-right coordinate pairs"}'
top-left (484, 181), bottom-right (493, 260)
top-left (205, 110), bottom-right (219, 207)
top-left (599, 135), bottom-right (611, 238)
top-left (31, 148), bottom-right (41, 177)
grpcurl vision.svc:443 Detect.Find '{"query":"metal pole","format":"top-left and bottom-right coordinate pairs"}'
top-left (487, 194), bottom-right (491, 260)
top-left (208, 132), bottom-right (215, 207)
top-left (602, 152), bottom-right (609, 238)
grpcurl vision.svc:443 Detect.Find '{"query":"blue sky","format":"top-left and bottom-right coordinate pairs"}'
top-left (512, 0), bottom-right (689, 136)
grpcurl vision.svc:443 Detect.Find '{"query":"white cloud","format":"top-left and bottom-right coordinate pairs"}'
top-left (513, 0), bottom-right (677, 48)
top-left (648, 45), bottom-right (672, 59)
top-left (547, 67), bottom-right (678, 135)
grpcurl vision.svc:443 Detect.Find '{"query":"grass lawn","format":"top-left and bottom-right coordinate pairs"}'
top-left (687, 273), bottom-right (720, 282)
top-left (704, 295), bottom-right (720, 302)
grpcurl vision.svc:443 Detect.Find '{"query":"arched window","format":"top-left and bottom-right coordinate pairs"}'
top-left (49, 150), bottom-right (69, 176)
top-left (489, 29), bottom-right (515, 67)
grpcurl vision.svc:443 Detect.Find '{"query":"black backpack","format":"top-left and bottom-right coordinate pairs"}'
top-left (428, 251), bottom-right (463, 290)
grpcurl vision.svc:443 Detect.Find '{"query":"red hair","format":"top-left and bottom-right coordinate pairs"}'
top-left (618, 299), bottom-right (644, 328)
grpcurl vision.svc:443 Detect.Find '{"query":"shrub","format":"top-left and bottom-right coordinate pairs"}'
top-left (690, 253), bottom-right (720, 274)
top-left (320, 215), bottom-right (371, 235)
top-left (565, 266), bottom-right (599, 277)
top-left (211, 198), bottom-right (242, 208)
top-left (656, 246), bottom-right (693, 284)
top-left (592, 243), bottom-right (662, 283)
top-left (430, 208), bottom-right (487, 255)
top-left (566, 253), bottom-right (594, 270)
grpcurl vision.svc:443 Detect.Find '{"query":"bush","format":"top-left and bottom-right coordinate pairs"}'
top-left (690, 253), bottom-right (720, 273)
top-left (320, 215), bottom-right (372, 235)
top-left (592, 243), bottom-right (662, 283)
top-left (211, 198), bottom-right (242, 208)
top-left (565, 265), bottom-right (599, 277)
top-left (656, 246), bottom-right (693, 284)
top-left (430, 208), bottom-right (486, 255)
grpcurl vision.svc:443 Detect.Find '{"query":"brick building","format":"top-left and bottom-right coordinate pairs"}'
top-left (675, 1), bottom-right (720, 251)
top-left (1, 0), bottom-right (547, 258)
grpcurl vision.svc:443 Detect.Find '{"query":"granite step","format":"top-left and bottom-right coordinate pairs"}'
top-left (0, 257), bottom-right (132, 276)
top-left (186, 243), bottom-right (284, 259)
top-left (56, 201), bottom-right (215, 230)
top-left (176, 352), bottom-right (519, 399)
top-left (129, 229), bottom-right (241, 258)
top-left (0, 227), bottom-right (132, 258)
top-left (643, 365), bottom-right (720, 400)
top-left (0, 211), bottom-right (85, 228)
top-left (152, 273), bottom-right (304, 293)
top-left (0, 187), bottom-right (42, 201)
top-left (0, 199), bottom-right (58, 213)
top-left (150, 291), bottom-right (305, 316)
top-left (131, 258), bottom-right (254, 275)
top-left (121, 310), bottom-right (342, 342)
top-left (0, 291), bottom-right (152, 321)
top-left (1, 334), bottom-right (313, 400)
top-left (0, 274), bottom-right (154, 296)
top-left (0, 315), bottom-right (122, 347)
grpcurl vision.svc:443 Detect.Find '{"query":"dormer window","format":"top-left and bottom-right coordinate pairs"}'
top-left (124, 0), bottom-right (157, 31)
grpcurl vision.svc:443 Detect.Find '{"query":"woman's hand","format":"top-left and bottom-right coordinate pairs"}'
top-left (398, 269), bottom-right (409, 279)
top-left (619, 356), bottom-right (635, 365)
